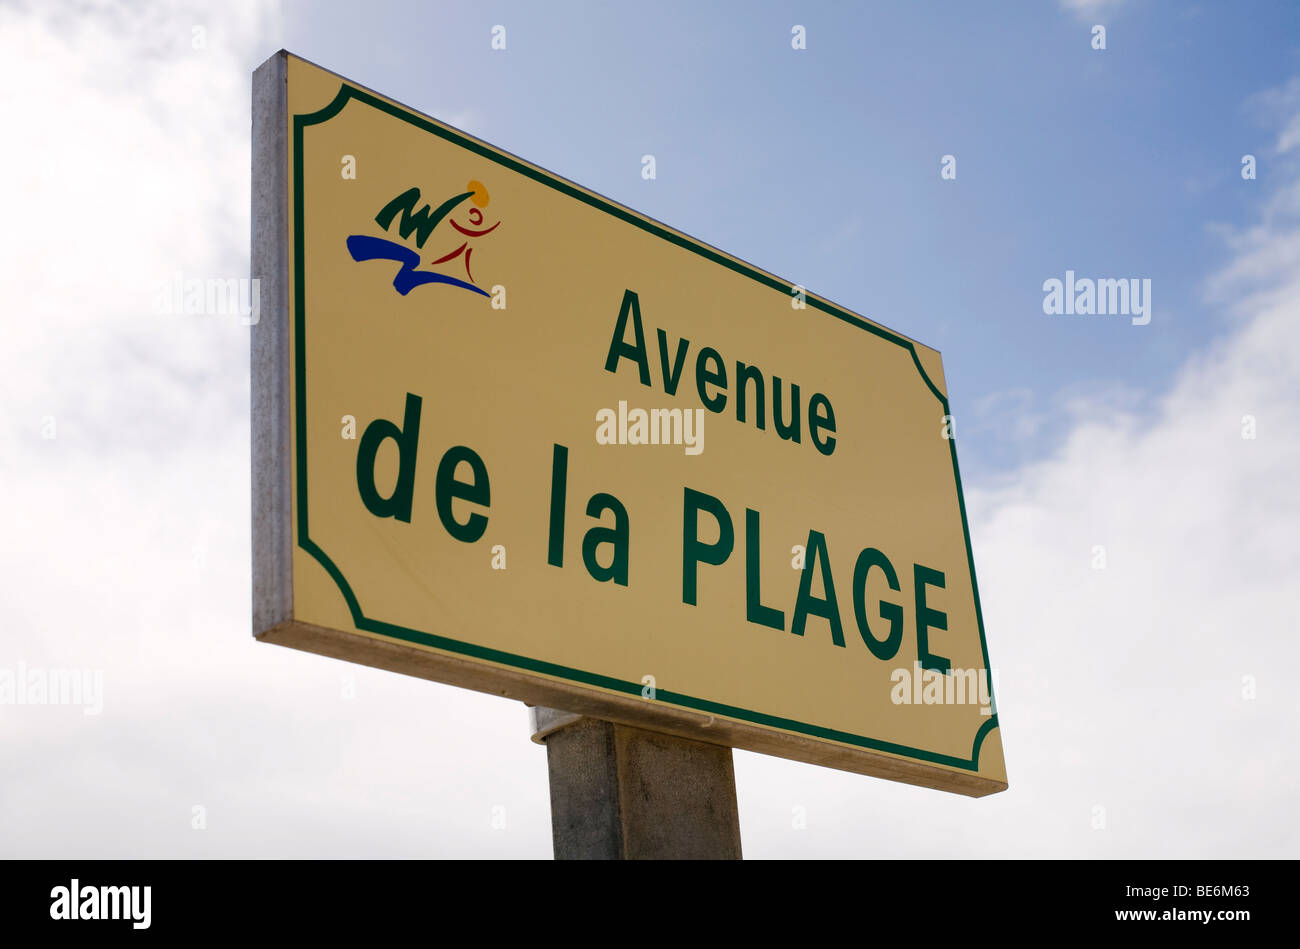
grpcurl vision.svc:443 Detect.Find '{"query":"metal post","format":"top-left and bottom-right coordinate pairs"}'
top-left (529, 707), bottom-right (743, 860)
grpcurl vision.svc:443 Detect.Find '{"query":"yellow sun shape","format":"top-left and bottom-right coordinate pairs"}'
top-left (467, 180), bottom-right (490, 208)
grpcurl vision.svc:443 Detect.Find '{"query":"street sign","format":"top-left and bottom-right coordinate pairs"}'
top-left (252, 51), bottom-right (1006, 796)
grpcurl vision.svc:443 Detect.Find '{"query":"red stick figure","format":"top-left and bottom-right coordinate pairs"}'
top-left (428, 179), bottom-right (500, 285)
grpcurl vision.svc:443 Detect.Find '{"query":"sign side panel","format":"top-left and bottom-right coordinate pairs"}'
top-left (251, 50), bottom-right (293, 635)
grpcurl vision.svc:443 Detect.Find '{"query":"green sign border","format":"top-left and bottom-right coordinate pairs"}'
top-left (292, 82), bottom-right (1000, 773)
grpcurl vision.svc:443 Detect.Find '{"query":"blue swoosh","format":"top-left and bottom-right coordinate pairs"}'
top-left (346, 235), bottom-right (491, 298)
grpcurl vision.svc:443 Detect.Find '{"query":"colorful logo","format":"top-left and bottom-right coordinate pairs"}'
top-left (346, 179), bottom-right (500, 297)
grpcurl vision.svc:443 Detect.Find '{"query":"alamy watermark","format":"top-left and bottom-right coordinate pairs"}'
top-left (595, 400), bottom-right (704, 455)
top-left (153, 270), bottom-right (260, 324)
top-left (50, 880), bottom-right (150, 929)
top-left (0, 661), bottom-right (103, 715)
top-left (890, 661), bottom-right (997, 716)
top-left (1042, 270), bottom-right (1150, 326)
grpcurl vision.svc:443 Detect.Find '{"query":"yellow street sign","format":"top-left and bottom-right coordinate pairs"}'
top-left (252, 51), bottom-right (1006, 796)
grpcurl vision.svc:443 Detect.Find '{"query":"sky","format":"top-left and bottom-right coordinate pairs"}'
top-left (0, 0), bottom-right (1297, 858)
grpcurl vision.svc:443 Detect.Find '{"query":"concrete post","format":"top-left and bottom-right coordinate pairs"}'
top-left (530, 707), bottom-right (743, 860)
